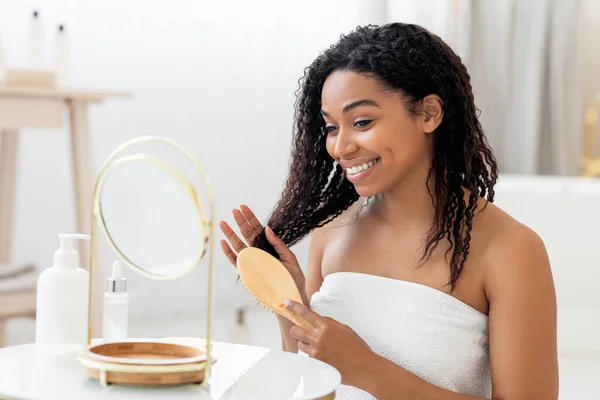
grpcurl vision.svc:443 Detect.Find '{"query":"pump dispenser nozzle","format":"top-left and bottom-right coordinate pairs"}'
top-left (54, 233), bottom-right (90, 269)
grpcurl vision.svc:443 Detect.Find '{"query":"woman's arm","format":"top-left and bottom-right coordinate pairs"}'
top-left (484, 224), bottom-right (558, 399)
top-left (279, 227), bottom-right (326, 352)
top-left (359, 224), bottom-right (559, 399)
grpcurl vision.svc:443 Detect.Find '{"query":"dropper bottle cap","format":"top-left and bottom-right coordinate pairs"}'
top-left (107, 260), bottom-right (127, 293)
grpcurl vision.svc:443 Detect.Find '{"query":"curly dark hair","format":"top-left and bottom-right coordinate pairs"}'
top-left (253, 22), bottom-right (498, 290)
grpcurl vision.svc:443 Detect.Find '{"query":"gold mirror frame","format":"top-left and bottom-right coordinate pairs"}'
top-left (86, 136), bottom-right (215, 383)
top-left (95, 153), bottom-right (208, 280)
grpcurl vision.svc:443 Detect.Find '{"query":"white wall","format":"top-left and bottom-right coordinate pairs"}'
top-left (0, 0), bottom-right (375, 320)
top-left (2, 0), bottom-right (600, 326)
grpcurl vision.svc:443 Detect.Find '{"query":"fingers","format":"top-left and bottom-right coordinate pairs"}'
top-left (289, 325), bottom-right (315, 344)
top-left (218, 220), bottom-right (247, 253)
top-left (297, 340), bottom-right (315, 358)
top-left (265, 226), bottom-right (295, 259)
top-left (284, 300), bottom-right (323, 328)
top-left (232, 209), bottom-right (259, 244)
top-left (219, 239), bottom-right (237, 266)
top-left (239, 204), bottom-right (264, 237)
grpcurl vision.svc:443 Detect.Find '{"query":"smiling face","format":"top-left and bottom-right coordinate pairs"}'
top-left (321, 70), bottom-right (442, 197)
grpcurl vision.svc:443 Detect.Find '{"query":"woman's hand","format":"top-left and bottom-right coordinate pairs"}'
top-left (285, 300), bottom-right (378, 388)
top-left (218, 204), bottom-right (309, 305)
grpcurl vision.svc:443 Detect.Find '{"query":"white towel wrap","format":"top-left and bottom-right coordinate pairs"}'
top-left (309, 272), bottom-right (492, 399)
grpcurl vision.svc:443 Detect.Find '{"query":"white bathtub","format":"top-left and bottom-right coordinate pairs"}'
top-left (494, 174), bottom-right (600, 398)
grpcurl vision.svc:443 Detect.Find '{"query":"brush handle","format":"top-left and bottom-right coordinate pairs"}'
top-left (280, 309), bottom-right (314, 331)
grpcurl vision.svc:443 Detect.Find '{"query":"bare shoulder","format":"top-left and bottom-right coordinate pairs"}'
top-left (475, 200), bottom-right (553, 299)
top-left (476, 200), bottom-right (559, 398)
top-left (306, 199), bottom-right (363, 291)
top-left (309, 199), bottom-right (363, 255)
top-left (476, 200), bottom-right (551, 287)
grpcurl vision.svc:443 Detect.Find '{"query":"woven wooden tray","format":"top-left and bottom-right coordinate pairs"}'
top-left (79, 341), bottom-right (207, 386)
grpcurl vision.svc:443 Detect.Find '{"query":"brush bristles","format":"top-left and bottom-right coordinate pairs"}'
top-left (237, 274), bottom-right (276, 314)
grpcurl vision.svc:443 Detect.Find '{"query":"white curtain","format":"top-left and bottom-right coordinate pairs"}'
top-left (212, 0), bottom-right (596, 176)
top-left (471, 0), bottom-right (583, 175)
top-left (386, 0), bottom-right (590, 176)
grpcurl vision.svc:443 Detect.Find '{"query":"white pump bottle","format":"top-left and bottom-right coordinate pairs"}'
top-left (35, 234), bottom-right (91, 353)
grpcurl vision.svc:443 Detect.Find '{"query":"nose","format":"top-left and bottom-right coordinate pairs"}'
top-left (333, 129), bottom-right (359, 159)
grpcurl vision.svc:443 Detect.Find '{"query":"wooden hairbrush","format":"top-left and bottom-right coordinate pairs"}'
top-left (236, 247), bottom-right (314, 330)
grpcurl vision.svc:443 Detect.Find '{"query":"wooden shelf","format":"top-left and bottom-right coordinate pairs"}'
top-left (0, 85), bottom-right (133, 102)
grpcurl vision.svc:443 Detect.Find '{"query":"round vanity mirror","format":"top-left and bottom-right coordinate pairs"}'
top-left (93, 137), bottom-right (213, 280)
top-left (82, 137), bottom-right (215, 386)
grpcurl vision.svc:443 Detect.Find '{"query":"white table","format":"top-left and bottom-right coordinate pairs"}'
top-left (0, 339), bottom-right (340, 400)
top-left (0, 340), bottom-right (598, 399)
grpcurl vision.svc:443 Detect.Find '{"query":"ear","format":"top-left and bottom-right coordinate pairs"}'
top-left (421, 95), bottom-right (443, 133)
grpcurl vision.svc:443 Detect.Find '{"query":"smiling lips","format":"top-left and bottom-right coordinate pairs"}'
top-left (341, 158), bottom-right (380, 183)
top-left (344, 158), bottom-right (379, 176)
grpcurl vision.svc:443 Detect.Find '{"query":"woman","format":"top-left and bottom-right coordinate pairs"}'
top-left (219, 23), bottom-right (558, 399)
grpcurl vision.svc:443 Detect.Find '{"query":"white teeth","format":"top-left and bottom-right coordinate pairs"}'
top-left (346, 159), bottom-right (378, 176)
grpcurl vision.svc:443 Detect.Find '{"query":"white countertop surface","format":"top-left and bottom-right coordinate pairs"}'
top-left (0, 339), bottom-right (340, 400)
top-left (0, 339), bottom-right (598, 399)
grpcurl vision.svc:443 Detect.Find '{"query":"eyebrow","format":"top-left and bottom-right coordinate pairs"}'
top-left (320, 99), bottom-right (381, 117)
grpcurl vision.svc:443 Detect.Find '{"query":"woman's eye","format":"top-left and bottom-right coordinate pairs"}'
top-left (354, 120), bottom-right (372, 129)
top-left (325, 125), bottom-right (338, 134)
